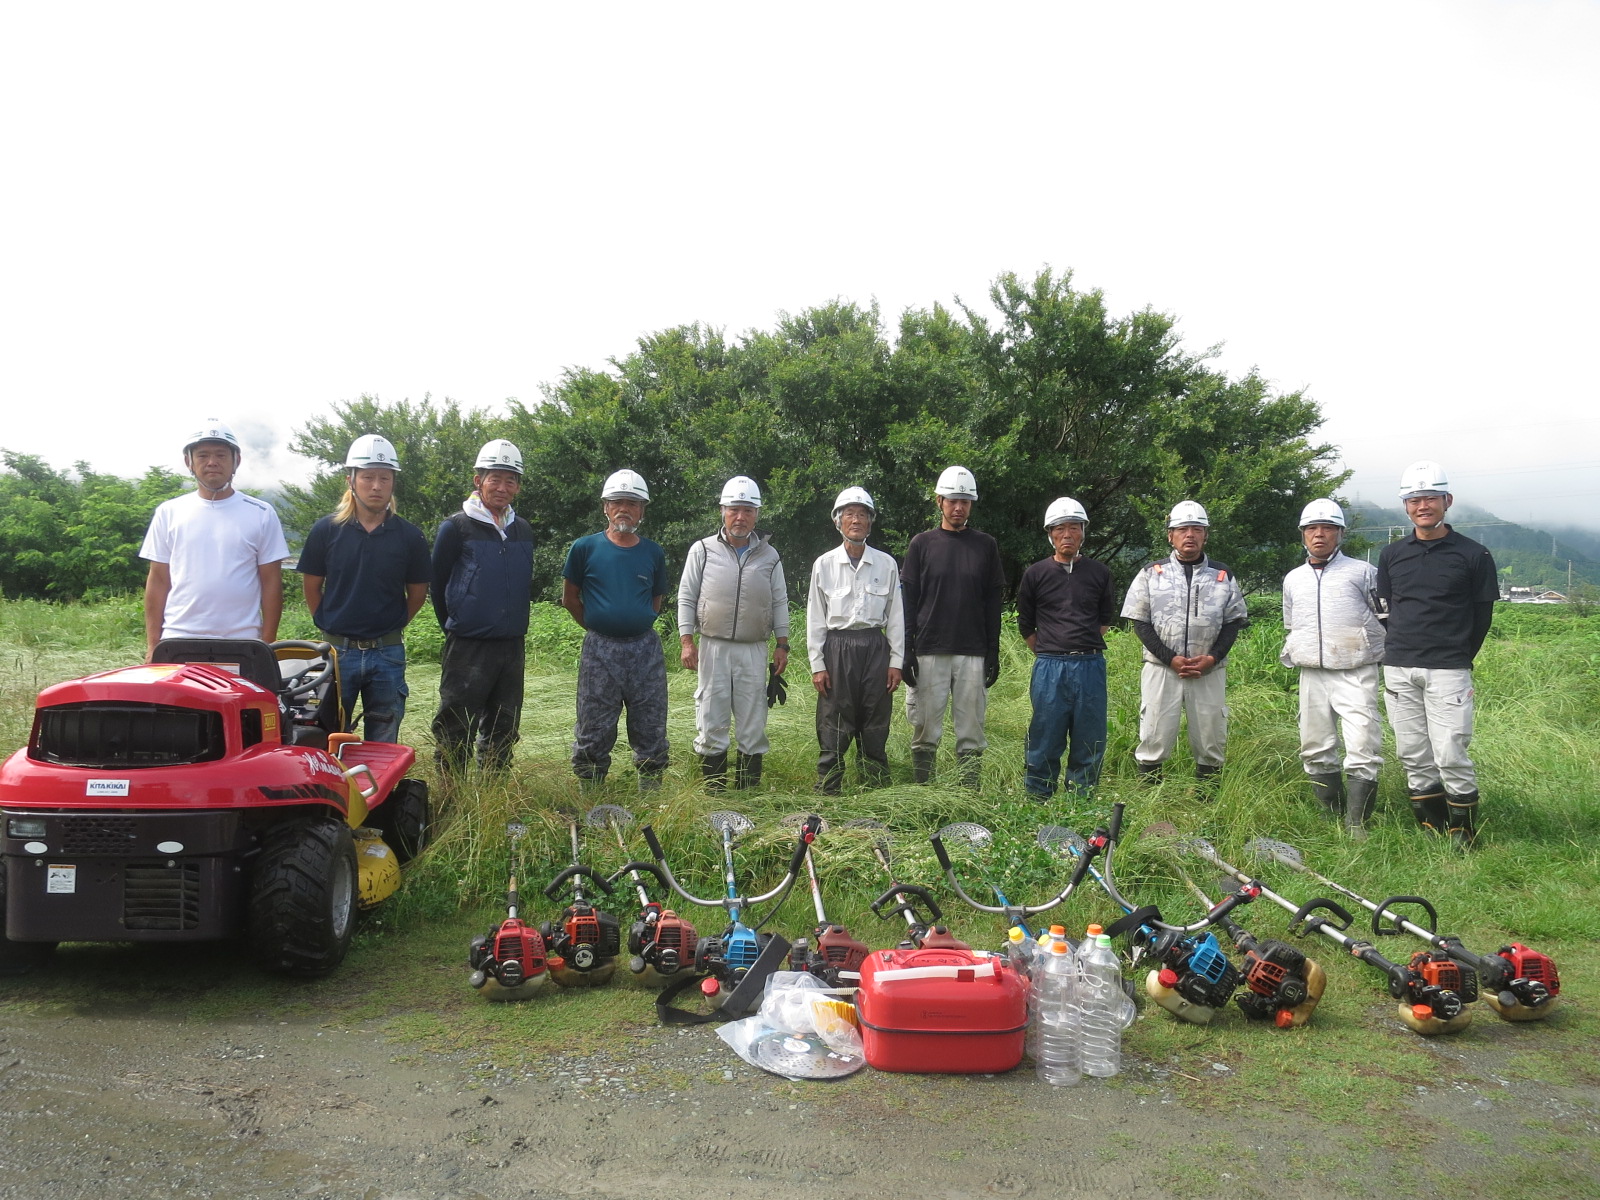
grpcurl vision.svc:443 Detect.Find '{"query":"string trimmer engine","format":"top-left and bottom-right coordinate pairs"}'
top-left (542, 899), bottom-right (622, 976)
top-left (1145, 929), bottom-right (1241, 1011)
top-left (1233, 938), bottom-right (1312, 1021)
top-left (469, 917), bottom-right (549, 992)
top-left (1401, 949), bottom-right (1477, 1014)
top-left (628, 902), bottom-right (698, 977)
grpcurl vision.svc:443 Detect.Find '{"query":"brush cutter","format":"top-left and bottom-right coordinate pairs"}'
top-left (1245, 837), bottom-right (1559, 1022)
top-left (643, 810), bottom-right (816, 1023)
top-left (778, 814), bottom-right (872, 985)
top-left (930, 818), bottom-right (1107, 939)
top-left (1176, 834), bottom-right (1474, 1036)
top-left (467, 822), bottom-right (550, 1000)
top-left (1173, 865), bottom-right (1326, 1029)
top-left (539, 810), bottom-right (622, 987)
top-left (1046, 816), bottom-right (1241, 1025)
top-left (589, 805), bottom-right (699, 985)
top-left (843, 818), bottom-right (968, 951)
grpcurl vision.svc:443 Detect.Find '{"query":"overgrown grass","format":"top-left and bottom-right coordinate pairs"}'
top-left (3, 595), bottom-right (1597, 1125)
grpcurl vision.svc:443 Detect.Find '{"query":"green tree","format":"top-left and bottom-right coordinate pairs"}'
top-left (0, 452), bottom-right (188, 600)
top-left (281, 395), bottom-right (506, 546)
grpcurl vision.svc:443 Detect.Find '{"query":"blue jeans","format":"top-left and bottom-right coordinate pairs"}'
top-left (1025, 653), bottom-right (1108, 797)
top-left (340, 643), bottom-right (409, 743)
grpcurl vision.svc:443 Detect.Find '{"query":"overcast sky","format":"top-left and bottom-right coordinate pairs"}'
top-left (2, 2), bottom-right (1595, 531)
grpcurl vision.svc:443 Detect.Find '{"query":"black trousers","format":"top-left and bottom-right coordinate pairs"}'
top-left (816, 628), bottom-right (892, 791)
top-left (432, 635), bottom-right (525, 774)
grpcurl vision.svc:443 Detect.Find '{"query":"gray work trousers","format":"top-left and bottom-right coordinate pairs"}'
top-left (572, 630), bottom-right (669, 780)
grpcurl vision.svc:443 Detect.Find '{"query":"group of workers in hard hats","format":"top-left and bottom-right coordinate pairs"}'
top-left (140, 422), bottom-right (1495, 846)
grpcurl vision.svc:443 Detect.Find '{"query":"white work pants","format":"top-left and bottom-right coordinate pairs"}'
top-left (1383, 665), bottom-right (1476, 793)
top-left (1298, 664), bottom-right (1384, 782)
top-left (1135, 662), bottom-right (1227, 768)
top-left (693, 637), bottom-right (770, 756)
top-left (904, 653), bottom-right (987, 754)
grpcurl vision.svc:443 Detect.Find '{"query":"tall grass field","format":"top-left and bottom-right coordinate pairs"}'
top-left (2, 590), bottom-right (1597, 1139)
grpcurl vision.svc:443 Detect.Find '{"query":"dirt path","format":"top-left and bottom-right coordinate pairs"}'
top-left (4, 993), bottom-right (1596, 1200)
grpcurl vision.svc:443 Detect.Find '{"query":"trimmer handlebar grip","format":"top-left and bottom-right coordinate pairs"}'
top-left (1109, 802), bottom-right (1124, 845)
top-left (1370, 895), bottom-right (1438, 937)
top-left (871, 882), bottom-right (942, 922)
top-left (1205, 890), bottom-right (1253, 925)
top-left (642, 824), bottom-right (667, 862)
top-left (543, 865), bottom-right (616, 898)
top-left (608, 860), bottom-right (669, 891)
top-left (785, 817), bottom-right (820, 877)
top-left (1289, 896), bottom-right (1354, 936)
top-left (930, 836), bottom-right (952, 871)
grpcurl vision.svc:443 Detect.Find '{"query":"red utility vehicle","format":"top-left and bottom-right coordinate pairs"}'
top-left (0, 639), bottom-right (429, 977)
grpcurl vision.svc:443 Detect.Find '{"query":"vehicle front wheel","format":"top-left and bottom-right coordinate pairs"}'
top-left (249, 819), bottom-right (357, 977)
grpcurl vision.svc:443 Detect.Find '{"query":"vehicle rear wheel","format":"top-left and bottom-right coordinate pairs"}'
top-left (372, 778), bottom-right (431, 864)
top-left (0, 868), bottom-right (55, 976)
top-left (249, 819), bottom-right (356, 977)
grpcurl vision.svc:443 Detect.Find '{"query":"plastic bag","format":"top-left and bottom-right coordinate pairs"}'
top-left (715, 971), bottom-right (865, 1080)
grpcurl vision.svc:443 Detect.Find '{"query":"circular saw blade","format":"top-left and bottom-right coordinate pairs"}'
top-left (749, 1029), bottom-right (864, 1080)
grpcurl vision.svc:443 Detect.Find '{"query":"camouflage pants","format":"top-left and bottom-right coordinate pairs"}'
top-left (572, 630), bottom-right (669, 780)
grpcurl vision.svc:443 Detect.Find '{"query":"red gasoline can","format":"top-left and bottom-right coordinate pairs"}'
top-left (855, 947), bottom-right (1028, 1073)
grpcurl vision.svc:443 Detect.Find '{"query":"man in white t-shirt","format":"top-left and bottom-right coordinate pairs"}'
top-left (139, 419), bottom-right (291, 656)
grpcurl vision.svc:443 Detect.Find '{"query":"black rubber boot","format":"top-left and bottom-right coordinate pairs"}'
top-left (637, 771), bottom-right (662, 794)
top-left (956, 750), bottom-right (983, 790)
top-left (1446, 790), bottom-right (1479, 849)
top-left (1408, 782), bottom-right (1448, 835)
top-left (1135, 761), bottom-right (1164, 785)
top-left (1307, 772), bottom-right (1345, 817)
top-left (734, 752), bottom-right (762, 791)
top-left (701, 752), bottom-right (728, 793)
top-left (911, 748), bottom-right (936, 785)
top-left (577, 772), bottom-right (608, 796)
top-left (1194, 763), bottom-right (1222, 801)
top-left (1345, 776), bottom-right (1378, 840)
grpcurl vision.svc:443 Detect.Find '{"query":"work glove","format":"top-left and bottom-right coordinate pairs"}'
top-left (900, 652), bottom-right (918, 689)
top-left (767, 664), bottom-right (788, 708)
top-left (983, 655), bottom-right (1000, 689)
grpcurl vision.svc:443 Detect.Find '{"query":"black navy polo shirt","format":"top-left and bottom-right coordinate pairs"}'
top-left (1376, 527), bottom-right (1498, 669)
top-left (298, 513), bottom-right (432, 641)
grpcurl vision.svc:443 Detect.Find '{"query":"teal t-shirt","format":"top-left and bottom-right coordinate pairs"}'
top-left (562, 532), bottom-right (668, 638)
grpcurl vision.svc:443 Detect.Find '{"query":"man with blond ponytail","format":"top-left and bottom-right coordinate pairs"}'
top-left (299, 434), bottom-right (431, 742)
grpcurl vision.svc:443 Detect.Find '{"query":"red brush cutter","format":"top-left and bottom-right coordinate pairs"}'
top-left (779, 813), bottom-right (872, 985)
top-left (1246, 837), bottom-right (1559, 1022)
top-left (589, 804), bottom-right (699, 985)
top-left (467, 821), bottom-right (549, 1000)
top-left (540, 810), bottom-right (621, 987)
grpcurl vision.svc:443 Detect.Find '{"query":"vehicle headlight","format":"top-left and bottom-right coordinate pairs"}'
top-left (7, 818), bottom-right (47, 838)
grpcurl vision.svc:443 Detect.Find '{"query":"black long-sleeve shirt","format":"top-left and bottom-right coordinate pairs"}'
top-left (900, 527), bottom-right (1005, 660)
top-left (1376, 527), bottom-right (1497, 668)
top-left (1016, 556), bottom-right (1115, 654)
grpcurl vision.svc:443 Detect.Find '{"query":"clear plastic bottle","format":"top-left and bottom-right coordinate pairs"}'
top-left (1079, 933), bottom-right (1123, 1078)
top-left (1033, 939), bottom-right (1080, 1086)
top-left (1006, 926), bottom-right (1035, 978)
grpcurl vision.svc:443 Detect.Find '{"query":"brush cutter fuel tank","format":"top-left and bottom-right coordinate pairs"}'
top-left (856, 947), bottom-right (1027, 1073)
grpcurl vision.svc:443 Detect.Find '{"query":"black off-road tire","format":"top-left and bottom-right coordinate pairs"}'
top-left (372, 778), bottom-right (430, 864)
top-left (0, 868), bottom-right (55, 977)
top-left (249, 819), bottom-right (357, 977)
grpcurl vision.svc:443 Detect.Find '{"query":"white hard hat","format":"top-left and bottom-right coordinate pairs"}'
top-left (183, 419), bottom-right (241, 456)
top-left (1044, 496), bottom-right (1089, 529)
top-left (720, 475), bottom-right (762, 507)
top-left (1298, 498), bottom-right (1345, 528)
top-left (474, 439), bottom-right (524, 475)
top-left (601, 469), bottom-right (650, 502)
top-left (1168, 500), bottom-right (1210, 529)
top-left (935, 465), bottom-right (978, 500)
top-left (346, 434), bottom-right (402, 472)
top-left (831, 487), bottom-right (875, 519)
top-left (1398, 460), bottom-right (1449, 499)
